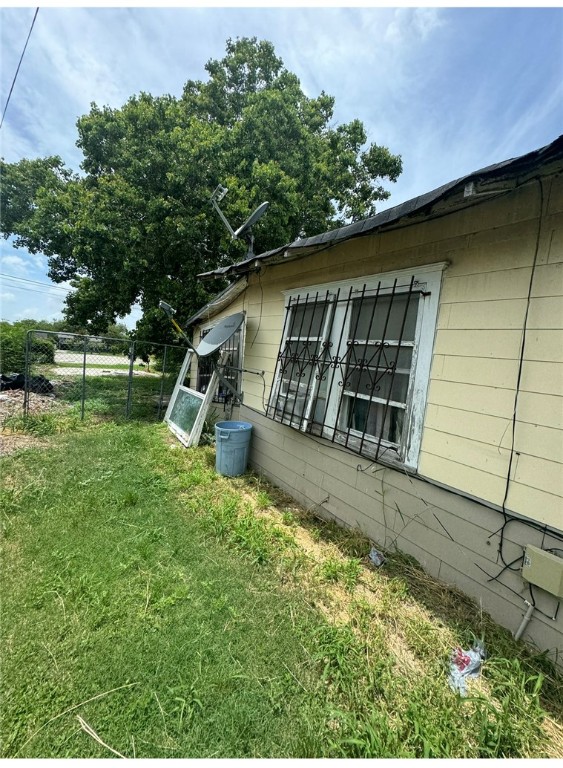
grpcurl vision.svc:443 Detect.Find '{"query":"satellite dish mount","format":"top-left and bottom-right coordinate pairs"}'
top-left (211, 184), bottom-right (269, 258)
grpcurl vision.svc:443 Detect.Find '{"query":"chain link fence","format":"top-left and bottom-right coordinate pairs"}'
top-left (1, 330), bottom-right (189, 424)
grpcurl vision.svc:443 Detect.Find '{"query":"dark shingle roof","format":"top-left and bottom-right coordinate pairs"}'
top-left (198, 134), bottom-right (563, 283)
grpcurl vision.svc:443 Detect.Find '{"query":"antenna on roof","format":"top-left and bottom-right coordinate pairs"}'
top-left (158, 300), bottom-right (197, 353)
top-left (210, 184), bottom-right (269, 258)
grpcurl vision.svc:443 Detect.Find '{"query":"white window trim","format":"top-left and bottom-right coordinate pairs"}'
top-left (165, 349), bottom-right (230, 447)
top-left (199, 315), bottom-right (246, 403)
top-left (275, 262), bottom-right (447, 470)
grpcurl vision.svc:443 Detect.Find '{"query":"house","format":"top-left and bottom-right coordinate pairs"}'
top-left (179, 135), bottom-right (563, 661)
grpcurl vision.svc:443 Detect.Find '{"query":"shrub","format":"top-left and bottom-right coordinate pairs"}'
top-left (0, 323), bottom-right (55, 374)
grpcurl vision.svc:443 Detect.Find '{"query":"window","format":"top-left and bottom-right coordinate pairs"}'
top-left (196, 325), bottom-right (243, 405)
top-left (267, 264), bottom-right (445, 469)
top-left (164, 349), bottom-right (207, 447)
top-left (165, 318), bottom-right (245, 446)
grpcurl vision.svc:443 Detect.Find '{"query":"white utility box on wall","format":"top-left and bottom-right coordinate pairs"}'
top-left (522, 546), bottom-right (563, 598)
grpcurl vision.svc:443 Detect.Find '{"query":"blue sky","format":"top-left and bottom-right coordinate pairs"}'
top-left (1, 4), bottom-right (562, 327)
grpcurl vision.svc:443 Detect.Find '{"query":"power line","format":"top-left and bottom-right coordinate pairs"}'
top-left (0, 284), bottom-right (70, 299)
top-left (0, 272), bottom-right (73, 292)
top-left (0, 7), bottom-right (39, 130)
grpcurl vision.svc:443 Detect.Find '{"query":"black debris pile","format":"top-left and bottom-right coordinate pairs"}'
top-left (0, 373), bottom-right (54, 394)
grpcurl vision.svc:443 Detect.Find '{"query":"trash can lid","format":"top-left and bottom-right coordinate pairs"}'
top-left (215, 421), bottom-right (252, 430)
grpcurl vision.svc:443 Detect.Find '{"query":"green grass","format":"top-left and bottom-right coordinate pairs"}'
top-left (4, 372), bottom-right (178, 428)
top-left (1, 419), bottom-right (562, 758)
top-left (1, 424), bottom-right (328, 758)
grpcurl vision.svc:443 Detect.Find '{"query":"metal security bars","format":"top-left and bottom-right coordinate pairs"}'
top-left (196, 327), bottom-right (243, 404)
top-left (267, 275), bottom-right (428, 465)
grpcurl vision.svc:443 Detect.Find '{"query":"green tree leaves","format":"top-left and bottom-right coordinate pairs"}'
top-left (1, 36), bottom-right (402, 338)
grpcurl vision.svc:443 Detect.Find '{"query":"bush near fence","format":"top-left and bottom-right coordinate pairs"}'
top-left (19, 330), bottom-right (189, 423)
top-left (0, 322), bottom-right (55, 375)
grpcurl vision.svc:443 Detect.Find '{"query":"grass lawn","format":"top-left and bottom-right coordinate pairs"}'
top-left (1, 414), bottom-right (562, 758)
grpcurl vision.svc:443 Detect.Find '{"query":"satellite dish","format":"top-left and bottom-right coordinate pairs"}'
top-left (196, 312), bottom-right (245, 358)
top-left (211, 185), bottom-right (269, 257)
top-left (234, 201), bottom-right (269, 239)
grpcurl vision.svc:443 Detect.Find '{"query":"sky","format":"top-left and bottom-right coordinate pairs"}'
top-left (1, 3), bottom-right (562, 329)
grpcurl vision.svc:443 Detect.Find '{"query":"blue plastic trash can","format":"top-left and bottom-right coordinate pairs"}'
top-left (215, 421), bottom-right (253, 477)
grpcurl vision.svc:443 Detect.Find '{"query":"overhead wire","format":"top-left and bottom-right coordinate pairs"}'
top-left (497, 177), bottom-right (544, 568)
top-left (0, 7), bottom-right (39, 130)
top-left (1, 273), bottom-right (73, 293)
top-left (0, 284), bottom-right (69, 299)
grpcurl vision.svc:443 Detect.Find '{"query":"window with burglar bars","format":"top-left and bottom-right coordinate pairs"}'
top-left (267, 265), bottom-right (444, 469)
top-left (197, 327), bottom-right (243, 404)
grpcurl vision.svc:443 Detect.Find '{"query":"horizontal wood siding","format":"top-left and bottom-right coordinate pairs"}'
top-left (242, 407), bottom-right (563, 662)
top-left (197, 174), bottom-right (562, 527)
top-left (192, 171), bottom-right (563, 660)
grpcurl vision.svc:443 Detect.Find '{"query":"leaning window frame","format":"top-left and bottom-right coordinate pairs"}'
top-left (271, 263), bottom-right (447, 470)
top-left (197, 318), bottom-right (245, 404)
top-left (164, 350), bottom-right (206, 447)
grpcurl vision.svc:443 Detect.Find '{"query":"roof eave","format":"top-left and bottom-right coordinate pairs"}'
top-left (198, 134), bottom-right (563, 283)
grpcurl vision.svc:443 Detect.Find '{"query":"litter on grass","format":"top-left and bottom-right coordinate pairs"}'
top-left (369, 547), bottom-right (385, 567)
top-left (0, 373), bottom-right (54, 394)
top-left (449, 640), bottom-right (486, 696)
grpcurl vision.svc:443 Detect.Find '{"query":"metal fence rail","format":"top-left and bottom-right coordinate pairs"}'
top-left (22, 330), bottom-right (189, 422)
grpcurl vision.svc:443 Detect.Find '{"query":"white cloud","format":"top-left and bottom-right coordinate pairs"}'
top-left (120, 303), bottom-right (143, 331)
top-left (0, 255), bottom-right (29, 275)
top-left (385, 7), bottom-right (444, 45)
top-left (0, 292), bottom-right (16, 301)
top-left (1, 5), bottom-right (561, 325)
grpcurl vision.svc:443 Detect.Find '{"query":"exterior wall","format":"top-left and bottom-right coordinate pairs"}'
top-left (419, 175), bottom-right (563, 530)
top-left (242, 406), bottom-right (563, 660)
top-left (196, 171), bottom-right (563, 659)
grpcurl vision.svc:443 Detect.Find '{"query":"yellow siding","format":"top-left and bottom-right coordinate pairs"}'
top-left (425, 403), bottom-right (563, 463)
top-left (433, 329), bottom-right (523, 359)
top-left (421, 428), bottom-right (509, 478)
top-left (196, 172), bottom-right (563, 529)
top-left (514, 422), bottom-right (563, 464)
top-left (531, 262), bottom-right (563, 297)
top-left (440, 268), bottom-right (535, 303)
top-left (414, 452), bottom-right (507, 505)
top-left (527, 296), bottom-right (563, 328)
top-left (506, 482), bottom-right (562, 529)
top-left (430, 355), bottom-right (518, 390)
top-left (424, 403), bottom-right (511, 447)
top-left (426, 380), bottom-right (515, 419)
top-left (512, 452), bottom-right (563, 498)
top-left (437, 299), bottom-right (527, 330)
top-left (520, 361), bottom-right (563, 396)
top-left (516, 391), bottom-right (563, 430)
top-left (522, 330), bottom-right (563, 362)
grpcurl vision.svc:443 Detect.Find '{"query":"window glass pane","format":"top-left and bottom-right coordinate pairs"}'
top-left (342, 398), bottom-right (405, 445)
top-left (350, 293), bottom-right (419, 341)
top-left (343, 370), bottom-right (410, 404)
top-left (346, 344), bottom-right (412, 371)
top-left (275, 375), bottom-right (310, 421)
top-left (169, 388), bottom-right (204, 434)
top-left (284, 339), bottom-right (321, 359)
top-left (274, 334), bottom-right (328, 423)
top-left (197, 328), bottom-right (242, 403)
top-left (289, 302), bottom-right (328, 338)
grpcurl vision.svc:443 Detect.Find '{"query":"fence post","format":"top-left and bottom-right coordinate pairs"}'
top-left (126, 341), bottom-right (135, 418)
top-left (157, 344), bottom-right (169, 420)
top-left (81, 336), bottom-right (88, 420)
top-left (23, 330), bottom-right (33, 417)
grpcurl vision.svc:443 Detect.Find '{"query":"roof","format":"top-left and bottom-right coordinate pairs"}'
top-left (198, 134), bottom-right (563, 285)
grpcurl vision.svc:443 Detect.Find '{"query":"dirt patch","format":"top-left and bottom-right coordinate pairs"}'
top-left (0, 390), bottom-right (63, 457)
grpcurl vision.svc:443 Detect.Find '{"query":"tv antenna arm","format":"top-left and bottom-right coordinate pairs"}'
top-left (211, 185), bottom-right (235, 238)
top-left (210, 184), bottom-right (268, 258)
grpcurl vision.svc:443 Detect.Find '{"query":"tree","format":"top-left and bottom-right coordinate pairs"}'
top-left (0, 37), bottom-right (402, 340)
